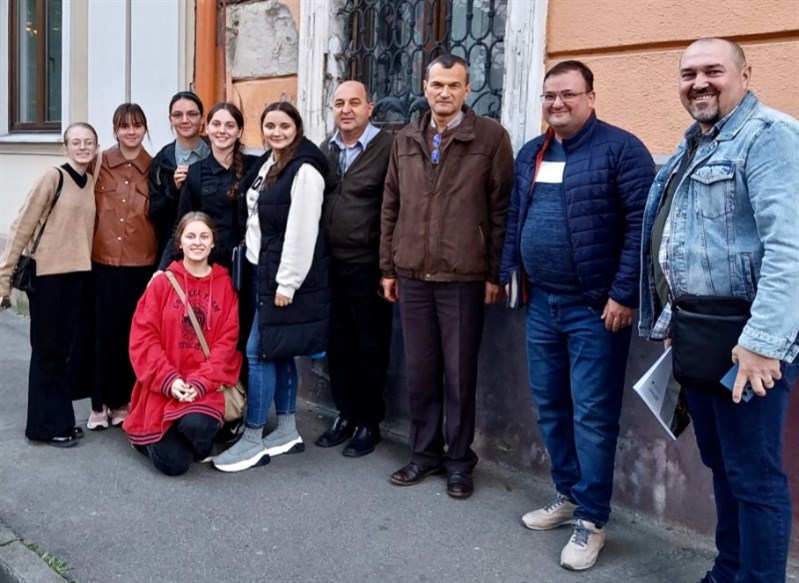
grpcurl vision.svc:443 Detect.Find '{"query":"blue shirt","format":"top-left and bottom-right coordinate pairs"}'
top-left (329, 122), bottom-right (380, 174)
top-left (520, 140), bottom-right (580, 293)
top-left (175, 139), bottom-right (211, 166)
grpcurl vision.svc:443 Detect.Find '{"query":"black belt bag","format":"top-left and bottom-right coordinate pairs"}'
top-left (671, 295), bottom-right (751, 389)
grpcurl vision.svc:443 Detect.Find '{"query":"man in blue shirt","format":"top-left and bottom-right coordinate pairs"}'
top-left (317, 81), bottom-right (394, 457)
top-left (500, 60), bottom-right (654, 571)
top-left (641, 38), bottom-right (799, 583)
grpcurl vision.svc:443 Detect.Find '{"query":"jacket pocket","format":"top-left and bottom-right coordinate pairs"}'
top-left (740, 252), bottom-right (758, 300)
top-left (690, 163), bottom-right (736, 219)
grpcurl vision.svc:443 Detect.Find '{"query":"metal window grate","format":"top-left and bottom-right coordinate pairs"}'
top-left (341, 0), bottom-right (506, 128)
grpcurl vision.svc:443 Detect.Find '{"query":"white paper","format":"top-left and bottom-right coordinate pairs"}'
top-left (633, 348), bottom-right (680, 440)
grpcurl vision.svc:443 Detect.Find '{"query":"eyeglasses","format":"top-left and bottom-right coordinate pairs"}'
top-left (170, 111), bottom-right (202, 121)
top-left (68, 139), bottom-right (96, 147)
top-left (539, 91), bottom-right (589, 104)
top-left (431, 132), bottom-right (442, 165)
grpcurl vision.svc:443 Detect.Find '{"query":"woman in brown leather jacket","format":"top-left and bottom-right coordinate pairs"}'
top-left (87, 103), bottom-right (156, 430)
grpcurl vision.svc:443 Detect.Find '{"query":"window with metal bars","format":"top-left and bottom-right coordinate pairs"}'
top-left (341, 0), bottom-right (505, 128)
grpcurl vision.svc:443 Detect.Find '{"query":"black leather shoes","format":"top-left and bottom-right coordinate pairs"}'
top-left (390, 461), bottom-right (443, 486)
top-left (446, 471), bottom-right (474, 499)
top-left (315, 416), bottom-right (354, 448)
top-left (71, 427), bottom-right (84, 439)
top-left (45, 429), bottom-right (80, 448)
top-left (342, 426), bottom-right (381, 458)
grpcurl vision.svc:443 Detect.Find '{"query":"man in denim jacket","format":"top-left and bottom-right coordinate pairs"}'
top-left (640, 38), bottom-right (799, 583)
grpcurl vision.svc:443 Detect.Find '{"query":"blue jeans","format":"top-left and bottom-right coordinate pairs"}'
top-left (685, 361), bottom-right (798, 583)
top-left (245, 307), bottom-right (297, 429)
top-left (525, 286), bottom-right (631, 527)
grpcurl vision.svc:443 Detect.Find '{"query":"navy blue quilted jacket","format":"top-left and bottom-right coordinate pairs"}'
top-left (499, 113), bottom-right (655, 308)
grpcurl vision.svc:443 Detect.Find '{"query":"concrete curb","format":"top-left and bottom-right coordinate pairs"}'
top-left (0, 522), bottom-right (69, 583)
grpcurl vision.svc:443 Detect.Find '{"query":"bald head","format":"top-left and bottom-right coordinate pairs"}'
top-left (679, 37), bottom-right (751, 132)
top-left (332, 81), bottom-right (374, 145)
top-left (682, 38), bottom-right (747, 71)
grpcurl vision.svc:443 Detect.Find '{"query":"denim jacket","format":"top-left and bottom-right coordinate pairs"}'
top-left (639, 92), bottom-right (799, 362)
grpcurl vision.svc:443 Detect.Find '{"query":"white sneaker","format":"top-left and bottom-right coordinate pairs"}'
top-left (560, 519), bottom-right (606, 571)
top-left (262, 431), bottom-right (305, 457)
top-left (87, 407), bottom-right (109, 430)
top-left (521, 492), bottom-right (576, 530)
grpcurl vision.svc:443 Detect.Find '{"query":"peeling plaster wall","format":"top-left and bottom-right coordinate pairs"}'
top-left (226, 0), bottom-right (298, 79)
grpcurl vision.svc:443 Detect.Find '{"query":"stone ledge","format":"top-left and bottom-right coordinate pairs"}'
top-left (0, 523), bottom-right (69, 583)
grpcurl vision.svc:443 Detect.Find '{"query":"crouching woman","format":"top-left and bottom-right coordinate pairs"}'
top-left (123, 212), bottom-right (241, 475)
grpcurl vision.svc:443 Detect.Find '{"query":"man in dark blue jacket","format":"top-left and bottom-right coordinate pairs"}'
top-left (499, 60), bottom-right (654, 571)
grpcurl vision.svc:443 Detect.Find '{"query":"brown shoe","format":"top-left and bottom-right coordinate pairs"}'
top-left (446, 471), bottom-right (474, 499)
top-left (389, 462), bottom-right (443, 486)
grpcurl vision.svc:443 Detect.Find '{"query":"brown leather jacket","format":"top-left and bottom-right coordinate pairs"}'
top-left (92, 146), bottom-right (156, 266)
top-left (380, 106), bottom-right (514, 283)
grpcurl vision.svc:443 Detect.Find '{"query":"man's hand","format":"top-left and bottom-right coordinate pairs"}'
top-left (381, 277), bottom-right (398, 303)
top-left (731, 344), bottom-right (782, 403)
top-left (601, 298), bottom-right (634, 332)
top-left (485, 282), bottom-right (502, 305)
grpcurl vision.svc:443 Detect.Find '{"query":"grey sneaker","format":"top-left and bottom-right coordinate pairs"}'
top-left (212, 427), bottom-right (269, 473)
top-left (521, 492), bottom-right (576, 530)
top-left (560, 519), bottom-right (606, 571)
top-left (263, 429), bottom-right (305, 457)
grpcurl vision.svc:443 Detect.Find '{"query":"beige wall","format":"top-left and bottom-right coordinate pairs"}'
top-left (546, 0), bottom-right (799, 154)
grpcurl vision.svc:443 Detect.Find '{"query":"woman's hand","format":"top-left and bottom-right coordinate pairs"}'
top-left (174, 165), bottom-right (189, 189)
top-left (170, 378), bottom-right (196, 402)
top-left (274, 293), bottom-right (292, 307)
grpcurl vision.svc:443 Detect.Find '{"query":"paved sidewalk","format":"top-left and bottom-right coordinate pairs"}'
top-left (0, 309), bottom-right (717, 583)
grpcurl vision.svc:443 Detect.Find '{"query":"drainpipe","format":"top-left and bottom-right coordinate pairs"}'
top-left (195, 0), bottom-right (217, 111)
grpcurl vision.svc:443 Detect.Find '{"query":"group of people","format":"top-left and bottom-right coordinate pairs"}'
top-left (0, 37), bottom-right (796, 583)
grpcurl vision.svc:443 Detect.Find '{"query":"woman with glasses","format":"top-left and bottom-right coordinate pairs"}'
top-left (149, 91), bottom-right (211, 260)
top-left (0, 123), bottom-right (99, 447)
top-left (87, 103), bottom-right (156, 430)
top-left (212, 102), bottom-right (329, 473)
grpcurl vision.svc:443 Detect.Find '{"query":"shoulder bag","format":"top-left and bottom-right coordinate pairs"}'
top-left (164, 271), bottom-right (246, 421)
top-left (671, 294), bottom-right (752, 389)
top-left (11, 169), bottom-right (64, 293)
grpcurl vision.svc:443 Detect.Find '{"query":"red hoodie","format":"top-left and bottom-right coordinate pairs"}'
top-left (123, 261), bottom-right (242, 445)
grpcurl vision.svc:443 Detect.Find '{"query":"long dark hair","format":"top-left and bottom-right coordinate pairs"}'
top-left (207, 102), bottom-right (245, 200)
top-left (261, 101), bottom-right (304, 189)
top-left (169, 91), bottom-right (204, 116)
top-left (112, 102), bottom-right (149, 141)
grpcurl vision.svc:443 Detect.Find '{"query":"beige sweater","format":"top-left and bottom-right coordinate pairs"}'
top-left (0, 167), bottom-right (96, 296)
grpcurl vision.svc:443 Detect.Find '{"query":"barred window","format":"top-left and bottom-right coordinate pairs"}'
top-left (342, 0), bottom-right (506, 127)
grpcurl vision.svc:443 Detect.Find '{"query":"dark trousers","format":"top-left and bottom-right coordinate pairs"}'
top-left (327, 259), bottom-right (393, 427)
top-left (397, 277), bottom-right (485, 473)
top-left (685, 361), bottom-right (799, 583)
top-left (146, 413), bottom-right (220, 476)
top-left (26, 272), bottom-right (88, 441)
top-left (91, 262), bottom-right (153, 411)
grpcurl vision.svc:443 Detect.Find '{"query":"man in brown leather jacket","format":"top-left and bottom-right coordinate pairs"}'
top-left (380, 54), bottom-right (514, 499)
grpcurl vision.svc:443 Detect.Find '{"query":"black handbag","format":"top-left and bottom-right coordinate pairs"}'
top-left (231, 242), bottom-right (246, 291)
top-left (11, 170), bottom-right (64, 293)
top-left (671, 295), bottom-right (751, 389)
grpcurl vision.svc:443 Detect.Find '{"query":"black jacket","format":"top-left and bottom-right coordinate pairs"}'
top-left (320, 130), bottom-right (393, 263)
top-left (244, 138), bottom-right (331, 360)
top-left (159, 152), bottom-right (258, 270)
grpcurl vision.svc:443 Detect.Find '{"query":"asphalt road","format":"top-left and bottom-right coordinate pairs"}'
top-left (0, 309), bottom-right (717, 583)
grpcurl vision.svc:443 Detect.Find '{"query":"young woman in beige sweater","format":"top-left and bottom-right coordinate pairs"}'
top-left (0, 122), bottom-right (99, 447)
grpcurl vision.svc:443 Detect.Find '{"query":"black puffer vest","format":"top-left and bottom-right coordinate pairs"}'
top-left (251, 138), bottom-right (330, 360)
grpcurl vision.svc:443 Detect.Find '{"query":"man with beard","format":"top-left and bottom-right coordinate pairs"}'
top-left (640, 38), bottom-right (799, 583)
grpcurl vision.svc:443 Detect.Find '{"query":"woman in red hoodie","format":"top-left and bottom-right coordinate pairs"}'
top-left (123, 211), bottom-right (242, 475)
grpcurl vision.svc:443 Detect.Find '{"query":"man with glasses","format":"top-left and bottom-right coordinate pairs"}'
top-left (380, 54), bottom-right (513, 499)
top-left (499, 60), bottom-right (654, 570)
top-left (641, 39), bottom-right (799, 583)
top-left (316, 81), bottom-right (394, 457)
